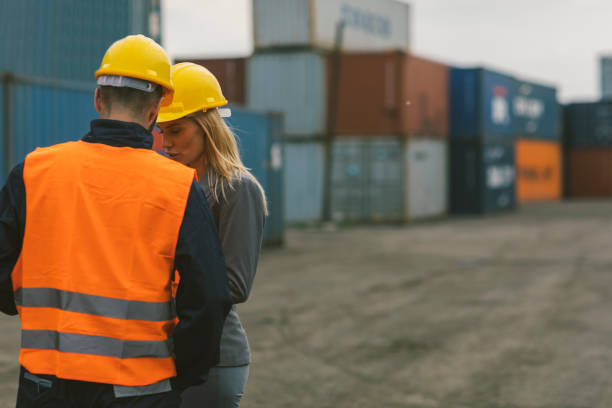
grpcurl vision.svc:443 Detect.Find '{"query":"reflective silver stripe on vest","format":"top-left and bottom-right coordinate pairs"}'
top-left (14, 288), bottom-right (174, 322)
top-left (21, 330), bottom-right (172, 359)
top-left (114, 379), bottom-right (172, 398)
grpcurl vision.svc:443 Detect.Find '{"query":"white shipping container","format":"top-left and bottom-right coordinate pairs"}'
top-left (253, 0), bottom-right (410, 51)
top-left (405, 139), bottom-right (448, 220)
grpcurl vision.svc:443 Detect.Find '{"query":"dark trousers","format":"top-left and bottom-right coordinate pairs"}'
top-left (16, 367), bottom-right (182, 408)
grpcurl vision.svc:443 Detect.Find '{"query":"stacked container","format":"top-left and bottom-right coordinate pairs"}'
top-left (0, 0), bottom-right (160, 179)
top-left (332, 52), bottom-right (448, 222)
top-left (176, 58), bottom-right (247, 106)
top-left (449, 68), bottom-right (517, 214)
top-left (249, 0), bottom-right (411, 224)
top-left (513, 80), bottom-right (562, 203)
top-left (564, 101), bottom-right (612, 197)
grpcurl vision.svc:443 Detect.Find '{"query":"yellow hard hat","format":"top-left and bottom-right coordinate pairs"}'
top-left (95, 34), bottom-right (174, 105)
top-left (157, 62), bottom-right (228, 123)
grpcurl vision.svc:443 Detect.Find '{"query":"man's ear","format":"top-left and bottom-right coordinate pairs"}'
top-left (146, 98), bottom-right (163, 130)
top-left (94, 88), bottom-right (104, 116)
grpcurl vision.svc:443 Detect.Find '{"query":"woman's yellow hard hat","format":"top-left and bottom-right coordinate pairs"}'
top-left (157, 62), bottom-right (228, 123)
top-left (95, 34), bottom-right (174, 105)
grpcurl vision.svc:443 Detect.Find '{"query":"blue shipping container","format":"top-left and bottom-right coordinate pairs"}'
top-left (563, 101), bottom-right (612, 148)
top-left (450, 142), bottom-right (516, 214)
top-left (514, 80), bottom-right (560, 140)
top-left (0, 0), bottom-right (161, 82)
top-left (450, 68), bottom-right (516, 143)
top-left (226, 107), bottom-right (285, 246)
top-left (4, 76), bottom-right (97, 179)
top-left (247, 51), bottom-right (327, 137)
top-left (284, 142), bottom-right (324, 223)
top-left (0, 78), bottom-right (5, 182)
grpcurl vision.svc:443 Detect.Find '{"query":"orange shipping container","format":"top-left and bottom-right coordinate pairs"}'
top-left (335, 52), bottom-right (448, 138)
top-left (567, 148), bottom-right (612, 197)
top-left (515, 139), bottom-right (562, 203)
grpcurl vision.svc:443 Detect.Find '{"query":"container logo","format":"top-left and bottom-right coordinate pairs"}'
top-left (486, 165), bottom-right (515, 189)
top-left (514, 96), bottom-right (544, 133)
top-left (491, 86), bottom-right (510, 126)
top-left (518, 166), bottom-right (554, 181)
top-left (341, 4), bottom-right (391, 39)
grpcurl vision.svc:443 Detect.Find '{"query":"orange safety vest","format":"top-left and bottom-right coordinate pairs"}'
top-left (11, 140), bottom-right (195, 387)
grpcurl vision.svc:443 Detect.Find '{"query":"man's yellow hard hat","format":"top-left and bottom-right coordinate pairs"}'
top-left (157, 62), bottom-right (228, 123)
top-left (95, 34), bottom-right (174, 105)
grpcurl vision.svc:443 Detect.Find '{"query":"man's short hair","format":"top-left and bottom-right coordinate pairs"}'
top-left (98, 85), bottom-right (163, 118)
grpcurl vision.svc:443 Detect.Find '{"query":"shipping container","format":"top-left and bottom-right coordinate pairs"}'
top-left (564, 101), bottom-right (612, 147)
top-left (0, 0), bottom-right (161, 82)
top-left (176, 58), bottom-right (247, 105)
top-left (247, 51), bottom-right (328, 137)
top-left (601, 56), bottom-right (612, 100)
top-left (284, 141), bottom-right (324, 223)
top-left (515, 139), bottom-right (562, 203)
top-left (331, 138), bottom-right (403, 222)
top-left (335, 52), bottom-right (448, 138)
top-left (226, 108), bottom-right (285, 246)
top-left (567, 148), bottom-right (612, 197)
top-left (513, 80), bottom-right (560, 140)
top-left (0, 78), bottom-right (5, 182)
top-left (2, 76), bottom-right (97, 179)
top-left (450, 68), bottom-right (516, 144)
top-left (450, 142), bottom-right (516, 214)
top-left (253, 0), bottom-right (410, 52)
top-left (405, 139), bottom-right (447, 220)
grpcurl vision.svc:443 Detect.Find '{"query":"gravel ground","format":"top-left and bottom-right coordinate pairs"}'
top-left (2, 200), bottom-right (612, 407)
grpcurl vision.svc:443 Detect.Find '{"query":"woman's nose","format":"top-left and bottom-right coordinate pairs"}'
top-left (161, 136), bottom-right (172, 149)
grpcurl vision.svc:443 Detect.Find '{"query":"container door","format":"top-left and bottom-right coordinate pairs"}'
top-left (449, 142), bottom-right (482, 214)
top-left (515, 139), bottom-right (561, 203)
top-left (284, 142), bottom-right (324, 223)
top-left (331, 139), bottom-right (367, 221)
top-left (482, 144), bottom-right (516, 211)
top-left (366, 139), bottom-right (403, 221)
top-left (406, 139), bottom-right (447, 219)
top-left (264, 113), bottom-right (285, 245)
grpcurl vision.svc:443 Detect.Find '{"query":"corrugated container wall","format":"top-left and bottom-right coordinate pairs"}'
top-left (177, 58), bottom-right (247, 105)
top-left (601, 56), bottom-right (612, 100)
top-left (567, 149), bottom-right (612, 197)
top-left (335, 52), bottom-right (448, 138)
top-left (405, 139), bottom-right (447, 220)
top-left (247, 51), bottom-right (327, 138)
top-left (450, 68), bottom-right (516, 144)
top-left (0, 79), bottom-right (5, 182)
top-left (450, 143), bottom-right (516, 214)
top-left (253, 0), bottom-right (410, 51)
top-left (515, 139), bottom-right (562, 203)
top-left (513, 80), bottom-right (560, 140)
top-left (4, 78), bottom-right (97, 177)
top-left (284, 142), bottom-right (324, 223)
top-left (564, 102), bottom-right (612, 147)
top-left (0, 0), bottom-right (161, 82)
top-left (227, 108), bottom-right (285, 245)
top-left (331, 138), bottom-right (403, 222)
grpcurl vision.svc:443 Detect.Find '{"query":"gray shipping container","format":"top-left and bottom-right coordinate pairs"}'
top-left (247, 51), bottom-right (327, 138)
top-left (601, 56), bottom-right (612, 100)
top-left (405, 139), bottom-right (448, 220)
top-left (253, 0), bottom-right (410, 51)
top-left (331, 138), bottom-right (403, 222)
top-left (0, 0), bottom-right (161, 82)
top-left (284, 141), bottom-right (324, 223)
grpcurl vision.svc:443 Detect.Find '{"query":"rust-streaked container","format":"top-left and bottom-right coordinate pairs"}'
top-left (567, 148), bottom-right (612, 197)
top-left (334, 52), bottom-right (448, 138)
top-left (176, 57), bottom-right (247, 105)
top-left (515, 139), bottom-right (562, 203)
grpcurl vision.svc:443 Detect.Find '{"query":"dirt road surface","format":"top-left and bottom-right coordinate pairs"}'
top-left (2, 201), bottom-right (612, 407)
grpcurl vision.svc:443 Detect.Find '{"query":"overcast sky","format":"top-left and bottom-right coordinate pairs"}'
top-left (162, 0), bottom-right (612, 103)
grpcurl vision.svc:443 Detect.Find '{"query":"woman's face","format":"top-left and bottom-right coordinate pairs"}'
top-left (158, 118), bottom-right (206, 168)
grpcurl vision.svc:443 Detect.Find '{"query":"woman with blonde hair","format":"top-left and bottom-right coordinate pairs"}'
top-left (157, 62), bottom-right (267, 407)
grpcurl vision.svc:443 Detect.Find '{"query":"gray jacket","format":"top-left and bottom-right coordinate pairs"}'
top-left (199, 173), bottom-right (266, 366)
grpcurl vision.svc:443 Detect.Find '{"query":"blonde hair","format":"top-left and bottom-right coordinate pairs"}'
top-left (189, 109), bottom-right (268, 215)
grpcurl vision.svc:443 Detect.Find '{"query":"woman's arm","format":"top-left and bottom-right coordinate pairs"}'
top-left (216, 175), bottom-right (266, 304)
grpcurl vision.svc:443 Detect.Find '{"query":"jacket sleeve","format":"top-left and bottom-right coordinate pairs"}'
top-left (217, 176), bottom-right (266, 304)
top-left (171, 180), bottom-right (232, 391)
top-left (0, 163), bottom-right (26, 316)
